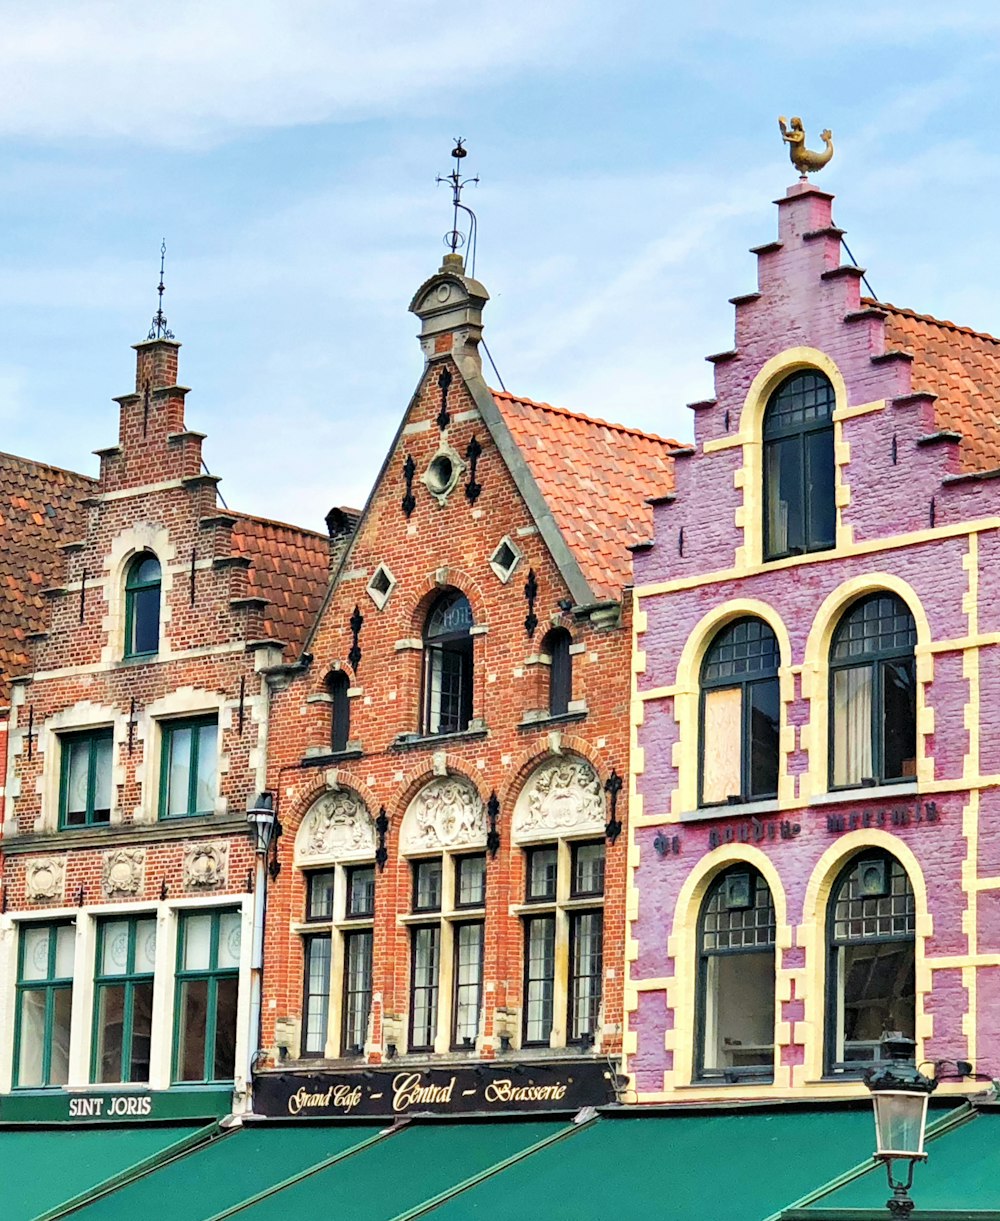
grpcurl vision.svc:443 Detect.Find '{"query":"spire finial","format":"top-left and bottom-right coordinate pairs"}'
top-left (777, 116), bottom-right (834, 179)
top-left (147, 239), bottom-right (175, 341)
top-left (436, 138), bottom-right (479, 270)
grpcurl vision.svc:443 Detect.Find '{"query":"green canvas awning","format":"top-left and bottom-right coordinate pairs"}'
top-left (1, 1123), bottom-right (213, 1221)
top-left (779, 1103), bottom-right (1000, 1219)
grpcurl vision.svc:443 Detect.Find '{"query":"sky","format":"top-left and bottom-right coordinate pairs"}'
top-left (0, 0), bottom-right (999, 529)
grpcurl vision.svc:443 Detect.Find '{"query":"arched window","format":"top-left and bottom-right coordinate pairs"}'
top-left (826, 852), bottom-right (915, 1072)
top-left (763, 371), bottom-right (836, 561)
top-left (125, 553), bottom-right (161, 658)
top-left (830, 593), bottom-right (916, 789)
top-left (542, 628), bottom-right (572, 718)
top-left (327, 671), bottom-right (351, 754)
top-left (697, 866), bottom-right (776, 1080)
top-left (700, 617), bottom-right (780, 806)
top-left (422, 591), bottom-right (474, 735)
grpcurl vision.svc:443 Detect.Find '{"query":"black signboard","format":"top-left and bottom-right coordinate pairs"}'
top-left (253, 1061), bottom-right (618, 1119)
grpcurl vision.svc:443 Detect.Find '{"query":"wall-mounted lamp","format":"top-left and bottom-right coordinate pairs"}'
top-left (864, 1036), bottom-right (938, 1217)
top-left (247, 791), bottom-right (282, 879)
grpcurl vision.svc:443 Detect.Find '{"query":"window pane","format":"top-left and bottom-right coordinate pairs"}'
top-left (411, 926), bottom-right (440, 1049)
top-left (347, 868), bottom-right (375, 918)
top-left (572, 844), bottom-right (605, 897)
top-left (54, 925), bottom-right (75, 977)
top-left (100, 921), bottom-right (131, 976)
top-left (130, 981), bottom-right (154, 1082)
top-left (131, 585), bottom-right (160, 655)
top-left (524, 917), bottom-right (555, 1044)
top-left (166, 726), bottom-right (193, 816)
top-left (527, 848), bottom-right (557, 901)
top-left (805, 428), bottom-right (836, 550)
top-left (837, 941), bottom-right (915, 1063)
top-left (96, 984), bottom-right (126, 1082)
top-left (414, 860), bottom-right (443, 912)
top-left (702, 687), bottom-right (743, 803)
top-left (882, 658), bottom-right (916, 780)
top-left (21, 926), bottom-right (52, 982)
top-left (195, 723), bottom-right (217, 813)
top-left (702, 950), bottom-right (775, 1073)
top-left (65, 739), bottom-right (91, 824)
top-left (50, 986), bottom-right (72, 1085)
top-left (427, 641), bottom-right (472, 735)
top-left (182, 914), bottom-right (213, 972)
top-left (303, 936), bottom-right (331, 1055)
top-left (92, 736), bottom-right (113, 821)
top-left (832, 666), bottom-right (873, 787)
top-left (453, 923), bottom-right (483, 1046)
top-left (216, 912), bottom-right (242, 970)
top-left (16, 991), bottom-right (47, 1086)
top-left (307, 872), bottom-right (335, 921)
top-left (175, 979), bottom-right (208, 1081)
top-left (569, 911), bottom-right (603, 1041)
top-left (213, 976), bottom-right (239, 1081)
top-left (702, 618), bottom-right (779, 682)
top-left (136, 920), bottom-right (158, 973)
top-left (456, 856), bottom-right (486, 907)
top-left (748, 678), bottom-right (780, 798)
top-left (764, 436), bottom-right (803, 556)
top-left (343, 931), bottom-right (373, 1054)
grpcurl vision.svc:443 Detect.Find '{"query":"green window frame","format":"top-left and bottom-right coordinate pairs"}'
top-left (13, 922), bottom-right (75, 1089)
top-left (92, 916), bottom-right (157, 1084)
top-left (159, 716), bottom-right (218, 819)
top-left (124, 552), bottom-right (161, 658)
top-left (59, 728), bottom-right (114, 828)
top-left (172, 908), bottom-right (241, 1084)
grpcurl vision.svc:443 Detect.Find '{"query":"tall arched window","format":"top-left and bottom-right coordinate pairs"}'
top-left (125, 553), bottom-right (161, 658)
top-left (826, 852), bottom-right (915, 1072)
top-left (327, 671), bottom-right (351, 753)
top-left (542, 628), bottom-right (572, 718)
top-left (697, 866), bottom-right (776, 1081)
top-left (422, 591), bottom-right (474, 735)
top-left (763, 371), bottom-right (836, 561)
top-left (700, 617), bottom-right (780, 806)
top-left (830, 593), bottom-right (917, 789)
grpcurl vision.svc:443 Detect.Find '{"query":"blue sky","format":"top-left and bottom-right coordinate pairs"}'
top-left (1, 0), bottom-right (998, 527)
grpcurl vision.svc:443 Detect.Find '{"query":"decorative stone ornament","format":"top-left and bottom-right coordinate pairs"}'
top-left (401, 777), bottom-right (485, 853)
top-left (295, 789), bottom-right (375, 864)
top-left (102, 848), bottom-right (145, 896)
top-left (25, 856), bottom-right (66, 902)
top-left (512, 757), bottom-right (606, 842)
top-left (421, 442), bottom-right (465, 506)
top-left (182, 841), bottom-right (229, 890)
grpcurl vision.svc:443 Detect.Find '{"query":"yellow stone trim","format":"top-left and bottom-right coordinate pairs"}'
top-left (833, 399), bottom-right (886, 421)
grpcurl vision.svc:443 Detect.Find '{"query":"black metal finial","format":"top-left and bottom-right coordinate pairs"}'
top-left (147, 239), bottom-right (175, 340)
top-left (436, 138), bottom-right (479, 261)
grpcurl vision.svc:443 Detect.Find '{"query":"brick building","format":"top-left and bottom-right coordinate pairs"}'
top-left (255, 250), bottom-right (676, 1116)
top-left (0, 332), bottom-right (331, 1121)
top-left (625, 179), bottom-right (1000, 1106)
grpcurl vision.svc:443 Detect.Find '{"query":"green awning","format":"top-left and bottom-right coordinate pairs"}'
top-left (779, 1104), bottom-right (1000, 1219)
top-left (1, 1123), bottom-right (212, 1221)
top-left (41, 1122), bottom-right (384, 1221)
top-left (407, 1107), bottom-right (876, 1221)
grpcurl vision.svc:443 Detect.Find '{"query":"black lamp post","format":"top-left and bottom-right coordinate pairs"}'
top-left (246, 792), bottom-right (279, 1085)
top-left (864, 1038), bottom-right (938, 1218)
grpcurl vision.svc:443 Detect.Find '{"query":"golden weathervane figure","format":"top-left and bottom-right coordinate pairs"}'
top-left (778, 116), bottom-right (834, 177)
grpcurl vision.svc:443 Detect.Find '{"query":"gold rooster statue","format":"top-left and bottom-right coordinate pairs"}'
top-left (778, 117), bottom-right (834, 177)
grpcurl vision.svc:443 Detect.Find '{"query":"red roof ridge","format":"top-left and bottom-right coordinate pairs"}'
top-left (491, 388), bottom-right (682, 449)
top-left (862, 298), bottom-right (1000, 347)
top-left (0, 449), bottom-right (97, 486)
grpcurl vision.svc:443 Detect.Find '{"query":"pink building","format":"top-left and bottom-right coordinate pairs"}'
top-left (625, 179), bottom-right (1000, 1105)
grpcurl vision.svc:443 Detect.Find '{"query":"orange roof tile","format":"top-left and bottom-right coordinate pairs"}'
top-left (871, 300), bottom-right (1000, 476)
top-left (231, 513), bottom-right (339, 656)
top-left (492, 390), bottom-right (678, 600)
top-left (0, 452), bottom-right (95, 702)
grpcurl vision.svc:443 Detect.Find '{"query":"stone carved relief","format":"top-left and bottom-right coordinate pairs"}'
top-left (401, 777), bottom-right (485, 853)
top-left (295, 789), bottom-right (375, 863)
top-left (25, 856), bottom-right (66, 902)
top-left (512, 757), bottom-right (605, 842)
top-left (102, 848), bottom-right (145, 897)
top-left (182, 841), bottom-right (229, 890)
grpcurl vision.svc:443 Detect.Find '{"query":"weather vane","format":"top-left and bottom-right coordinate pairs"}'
top-left (778, 117), bottom-right (834, 179)
top-left (147, 240), bottom-right (175, 341)
top-left (436, 138), bottom-right (479, 259)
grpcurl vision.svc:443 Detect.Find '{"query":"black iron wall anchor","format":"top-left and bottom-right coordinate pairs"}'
top-left (524, 568), bottom-right (539, 638)
top-left (348, 605), bottom-right (364, 673)
top-left (375, 806), bottom-right (390, 872)
top-left (128, 696), bottom-right (137, 755)
top-left (26, 706), bottom-right (35, 761)
top-left (237, 676), bottom-right (246, 736)
top-left (436, 368), bottom-right (453, 431)
top-left (79, 569), bottom-right (88, 623)
top-left (402, 455), bottom-right (417, 518)
top-left (486, 790), bottom-right (500, 858)
top-left (465, 435), bottom-right (483, 503)
top-left (604, 769), bottom-right (623, 844)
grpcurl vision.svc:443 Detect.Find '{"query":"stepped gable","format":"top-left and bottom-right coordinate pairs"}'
top-left (870, 298), bottom-right (1000, 476)
top-left (0, 451), bottom-right (94, 701)
top-left (493, 389), bottom-right (679, 600)
top-left (231, 511), bottom-right (348, 656)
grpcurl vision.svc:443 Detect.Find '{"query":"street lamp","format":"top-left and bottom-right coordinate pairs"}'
top-left (246, 791), bottom-right (280, 1093)
top-left (864, 1039), bottom-right (938, 1218)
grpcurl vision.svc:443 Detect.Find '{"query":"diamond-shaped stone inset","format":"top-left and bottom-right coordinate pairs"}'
top-left (489, 536), bottom-right (522, 584)
top-left (366, 563), bottom-right (397, 610)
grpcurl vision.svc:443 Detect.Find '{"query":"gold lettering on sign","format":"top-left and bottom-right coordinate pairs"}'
top-left (483, 1079), bottom-right (569, 1104)
top-left (286, 1084), bottom-right (363, 1114)
top-left (392, 1072), bottom-right (457, 1112)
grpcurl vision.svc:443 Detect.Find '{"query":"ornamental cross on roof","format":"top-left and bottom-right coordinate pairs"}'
top-left (436, 138), bottom-right (479, 256)
top-left (147, 240), bottom-right (175, 340)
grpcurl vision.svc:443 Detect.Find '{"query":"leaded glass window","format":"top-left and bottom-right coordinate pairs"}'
top-left (422, 591), bottom-right (474, 735)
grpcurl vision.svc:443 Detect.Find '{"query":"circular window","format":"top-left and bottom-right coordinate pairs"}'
top-left (427, 454), bottom-right (455, 495)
